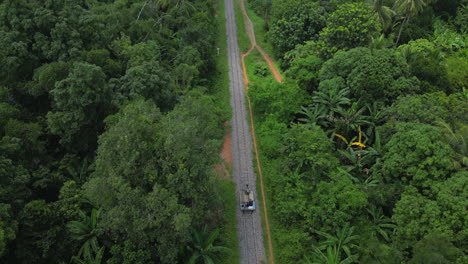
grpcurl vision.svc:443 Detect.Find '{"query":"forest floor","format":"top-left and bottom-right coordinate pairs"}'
top-left (238, 0), bottom-right (280, 263)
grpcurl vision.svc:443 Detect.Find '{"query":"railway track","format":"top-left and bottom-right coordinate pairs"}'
top-left (224, 0), bottom-right (266, 262)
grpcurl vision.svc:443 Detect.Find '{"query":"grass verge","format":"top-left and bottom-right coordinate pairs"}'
top-left (234, 0), bottom-right (251, 52)
top-left (213, 0), bottom-right (232, 117)
top-left (217, 179), bottom-right (239, 264)
top-left (243, 1), bottom-right (282, 71)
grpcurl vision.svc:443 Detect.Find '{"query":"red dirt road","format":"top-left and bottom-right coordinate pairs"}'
top-left (215, 122), bottom-right (232, 179)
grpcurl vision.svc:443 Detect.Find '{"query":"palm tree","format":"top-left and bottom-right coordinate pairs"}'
top-left (65, 157), bottom-right (90, 185)
top-left (333, 103), bottom-right (371, 137)
top-left (298, 105), bottom-right (326, 128)
top-left (367, 0), bottom-right (396, 32)
top-left (393, 0), bottom-right (427, 46)
top-left (188, 225), bottom-right (231, 264)
top-left (71, 246), bottom-right (105, 264)
top-left (307, 224), bottom-right (360, 264)
top-left (367, 206), bottom-right (396, 242)
top-left (364, 101), bottom-right (384, 146)
top-left (306, 246), bottom-right (358, 264)
top-left (435, 121), bottom-right (468, 169)
top-left (312, 88), bottom-right (351, 117)
top-left (369, 34), bottom-right (393, 50)
top-left (67, 208), bottom-right (102, 259)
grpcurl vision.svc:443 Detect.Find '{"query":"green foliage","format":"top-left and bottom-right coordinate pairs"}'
top-left (274, 226), bottom-right (312, 264)
top-left (319, 48), bottom-right (419, 104)
top-left (157, 91), bottom-right (224, 212)
top-left (257, 116), bottom-right (288, 159)
top-left (269, 0), bottom-right (326, 55)
top-left (409, 232), bottom-right (463, 264)
top-left (114, 61), bottom-right (174, 110)
top-left (254, 63), bottom-right (270, 77)
top-left (436, 121), bottom-right (468, 168)
top-left (0, 0), bottom-right (222, 262)
top-left (15, 199), bottom-right (76, 264)
top-left (47, 62), bottom-right (112, 152)
top-left (397, 39), bottom-right (452, 93)
top-left (316, 2), bottom-right (380, 58)
top-left (384, 92), bottom-right (468, 126)
top-left (108, 240), bottom-right (153, 264)
top-left (368, 0), bottom-right (396, 33)
top-left (67, 208), bottom-right (102, 260)
top-left (84, 92), bottom-right (223, 263)
top-left (0, 30), bottom-right (35, 86)
top-left (30, 62), bottom-right (71, 97)
top-left (252, 1), bottom-right (468, 263)
top-left (310, 172), bottom-right (368, 231)
top-left (0, 88), bottom-right (19, 130)
top-left (0, 204), bottom-right (17, 257)
top-left (445, 52), bottom-right (468, 91)
top-left (92, 99), bottom-right (162, 190)
top-left (359, 238), bottom-right (403, 264)
top-left (392, 171), bottom-right (468, 252)
top-left (71, 246), bottom-right (105, 264)
top-left (378, 122), bottom-right (453, 188)
top-left (249, 80), bottom-right (305, 123)
top-left (281, 125), bottom-right (339, 176)
top-left (0, 156), bottom-right (30, 207)
top-left (286, 54), bottom-right (322, 93)
top-left (433, 18), bottom-right (467, 51)
top-left (2, 119), bottom-right (44, 166)
top-left (187, 225), bottom-right (231, 264)
top-left (308, 224), bottom-right (360, 264)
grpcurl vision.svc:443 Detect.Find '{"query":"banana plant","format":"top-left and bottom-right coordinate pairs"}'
top-left (307, 224), bottom-right (360, 264)
top-left (67, 208), bottom-right (102, 259)
top-left (367, 206), bottom-right (396, 242)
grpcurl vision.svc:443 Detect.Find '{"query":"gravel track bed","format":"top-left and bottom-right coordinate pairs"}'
top-left (224, 0), bottom-right (266, 263)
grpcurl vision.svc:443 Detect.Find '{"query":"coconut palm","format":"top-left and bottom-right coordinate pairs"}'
top-left (393, 0), bottom-right (427, 46)
top-left (67, 208), bottom-right (102, 259)
top-left (188, 225), bottom-right (231, 264)
top-left (367, 0), bottom-right (396, 32)
top-left (369, 34), bottom-right (393, 50)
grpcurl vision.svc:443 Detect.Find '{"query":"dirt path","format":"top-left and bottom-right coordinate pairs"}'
top-left (214, 122), bottom-right (232, 179)
top-left (224, 0), bottom-right (267, 263)
top-left (239, 0), bottom-right (278, 263)
top-left (239, 0), bottom-right (282, 84)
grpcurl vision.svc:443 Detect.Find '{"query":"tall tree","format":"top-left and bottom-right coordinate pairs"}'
top-left (368, 0), bottom-right (396, 32)
top-left (394, 0), bottom-right (427, 46)
top-left (47, 62), bottom-right (112, 153)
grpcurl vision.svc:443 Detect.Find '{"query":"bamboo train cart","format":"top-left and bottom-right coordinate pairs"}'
top-left (240, 184), bottom-right (256, 213)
